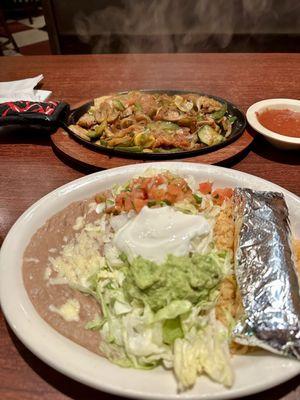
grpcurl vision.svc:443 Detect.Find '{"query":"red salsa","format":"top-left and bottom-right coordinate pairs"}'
top-left (256, 108), bottom-right (300, 138)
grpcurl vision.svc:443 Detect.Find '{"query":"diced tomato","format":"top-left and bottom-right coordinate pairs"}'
top-left (131, 188), bottom-right (146, 200)
top-left (110, 173), bottom-right (196, 214)
top-left (148, 187), bottom-right (165, 201)
top-left (222, 188), bottom-right (233, 198)
top-left (133, 198), bottom-right (147, 213)
top-left (173, 178), bottom-right (187, 191)
top-left (212, 193), bottom-right (223, 206)
top-left (199, 181), bottom-right (213, 195)
top-left (115, 197), bottom-right (121, 207)
top-left (163, 193), bottom-right (173, 203)
top-left (155, 174), bottom-right (167, 185)
top-left (95, 190), bottom-right (111, 203)
top-left (147, 178), bottom-right (156, 191)
top-left (140, 179), bottom-right (149, 191)
top-left (115, 192), bottom-right (126, 207)
top-left (212, 188), bottom-right (233, 205)
top-left (124, 196), bottom-right (133, 212)
top-left (167, 183), bottom-right (181, 196)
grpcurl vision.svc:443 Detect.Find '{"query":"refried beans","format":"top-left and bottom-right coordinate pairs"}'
top-left (23, 199), bottom-right (103, 355)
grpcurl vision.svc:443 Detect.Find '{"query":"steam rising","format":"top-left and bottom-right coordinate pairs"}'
top-left (73, 0), bottom-right (300, 53)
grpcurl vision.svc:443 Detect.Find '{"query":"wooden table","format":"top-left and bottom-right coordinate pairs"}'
top-left (0, 54), bottom-right (299, 400)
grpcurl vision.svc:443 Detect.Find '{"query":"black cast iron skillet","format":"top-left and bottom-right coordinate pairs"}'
top-left (0, 89), bottom-right (246, 160)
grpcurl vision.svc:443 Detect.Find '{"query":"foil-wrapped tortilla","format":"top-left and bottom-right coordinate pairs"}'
top-left (233, 188), bottom-right (300, 359)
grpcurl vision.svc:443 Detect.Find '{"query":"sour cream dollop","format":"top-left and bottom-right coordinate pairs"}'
top-left (113, 206), bottom-right (212, 264)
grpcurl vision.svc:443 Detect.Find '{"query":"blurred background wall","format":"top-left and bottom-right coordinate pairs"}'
top-left (1, 0), bottom-right (299, 56)
top-left (43, 0), bottom-right (300, 54)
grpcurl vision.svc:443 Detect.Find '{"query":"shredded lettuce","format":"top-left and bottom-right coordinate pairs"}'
top-left (163, 317), bottom-right (184, 345)
top-left (174, 315), bottom-right (233, 391)
top-left (82, 248), bottom-right (232, 390)
top-left (174, 199), bottom-right (198, 214)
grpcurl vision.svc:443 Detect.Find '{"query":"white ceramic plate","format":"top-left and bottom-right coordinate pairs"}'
top-left (1, 162), bottom-right (300, 400)
top-left (246, 98), bottom-right (300, 150)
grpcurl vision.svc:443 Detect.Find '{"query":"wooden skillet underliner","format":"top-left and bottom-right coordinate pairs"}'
top-left (51, 102), bottom-right (254, 170)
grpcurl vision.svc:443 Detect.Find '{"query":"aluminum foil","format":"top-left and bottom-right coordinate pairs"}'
top-left (232, 188), bottom-right (300, 359)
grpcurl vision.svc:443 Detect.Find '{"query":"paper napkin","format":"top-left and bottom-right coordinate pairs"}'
top-left (0, 74), bottom-right (52, 103)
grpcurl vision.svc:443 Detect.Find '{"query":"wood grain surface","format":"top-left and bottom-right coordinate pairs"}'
top-left (0, 54), bottom-right (299, 400)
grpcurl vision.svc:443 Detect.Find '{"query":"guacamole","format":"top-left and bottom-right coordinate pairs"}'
top-left (122, 253), bottom-right (224, 311)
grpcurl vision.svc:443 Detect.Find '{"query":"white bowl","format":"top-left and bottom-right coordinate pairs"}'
top-left (246, 99), bottom-right (300, 150)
